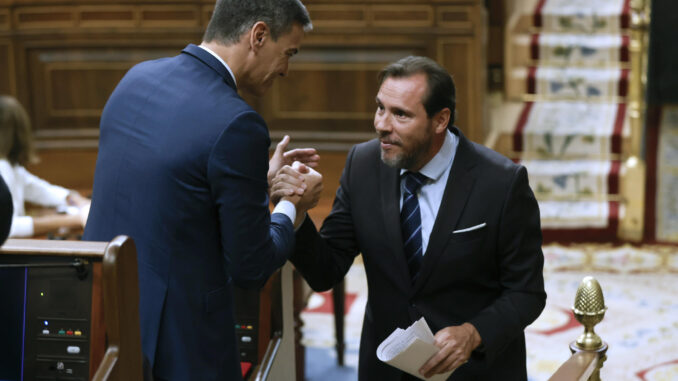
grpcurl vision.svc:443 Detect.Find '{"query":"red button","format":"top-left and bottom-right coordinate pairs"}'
top-left (241, 362), bottom-right (252, 378)
top-left (66, 330), bottom-right (74, 335)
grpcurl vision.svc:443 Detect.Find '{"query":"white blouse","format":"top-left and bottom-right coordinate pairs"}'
top-left (0, 158), bottom-right (70, 237)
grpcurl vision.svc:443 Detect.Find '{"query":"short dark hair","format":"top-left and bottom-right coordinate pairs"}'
top-left (0, 95), bottom-right (35, 167)
top-left (204, 0), bottom-right (313, 44)
top-left (377, 56), bottom-right (456, 125)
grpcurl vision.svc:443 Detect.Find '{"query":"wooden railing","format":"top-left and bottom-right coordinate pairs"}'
top-left (549, 352), bottom-right (599, 381)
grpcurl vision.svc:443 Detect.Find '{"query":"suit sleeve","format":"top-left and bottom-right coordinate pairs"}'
top-left (207, 110), bottom-right (294, 289)
top-left (290, 146), bottom-right (360, 292)
top-left (0, 175), bottom-right (12, 244)
top-left (468, 165), bottom-right (546, 364)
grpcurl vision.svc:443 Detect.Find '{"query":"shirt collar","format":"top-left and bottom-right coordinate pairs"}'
top-left (400, 129), bottom-right (458, 181)
top-left (198, 44), bottom-right (237, 86)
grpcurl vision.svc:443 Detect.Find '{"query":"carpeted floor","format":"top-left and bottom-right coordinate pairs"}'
top-left (301, 244), bottom-right (678, 381)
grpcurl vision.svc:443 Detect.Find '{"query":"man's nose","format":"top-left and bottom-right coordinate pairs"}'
top-left (279, 61), bottom-right (289, 77)
top-left (374, 113), bottom-right (391, 133)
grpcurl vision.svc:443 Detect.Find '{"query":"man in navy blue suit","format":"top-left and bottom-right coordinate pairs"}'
top-left (84, 1), bottom-right (320, 379)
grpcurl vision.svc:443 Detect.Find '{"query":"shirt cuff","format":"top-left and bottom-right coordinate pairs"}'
top-left (272, 200), bottom-right (296, 226)
top-left (10, 216), bottom-right (34, 237)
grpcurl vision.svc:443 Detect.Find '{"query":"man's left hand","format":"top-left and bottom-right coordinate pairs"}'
top-left (419, 323), bottom-right (482, 378)
top-left (268, 135), bottom-right (319, 186)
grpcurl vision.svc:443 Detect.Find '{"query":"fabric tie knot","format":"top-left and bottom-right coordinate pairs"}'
top-left (403, 172), bottom-right (428, 195)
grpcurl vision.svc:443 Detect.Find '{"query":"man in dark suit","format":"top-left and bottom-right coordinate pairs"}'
top-left (84, 1), bottom-right (320, 380)
top-left (284, 56), bottom-right (546, 380)
top-left (0, 176), bottom-right (11, 244)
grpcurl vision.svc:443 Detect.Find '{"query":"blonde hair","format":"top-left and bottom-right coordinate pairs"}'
top-left (0, 95), bottom-right (36, 166)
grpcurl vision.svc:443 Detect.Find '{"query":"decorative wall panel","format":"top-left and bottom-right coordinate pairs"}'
top-left (0, 40), bottom-right (13, 94)
top-left (0, 0), bottom-right (486, 189)
top-left (0, 9), bottom-right (9, 30)
top-left (306, 5), bottom-right (368, 28)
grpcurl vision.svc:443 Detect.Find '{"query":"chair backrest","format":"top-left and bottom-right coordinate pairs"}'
top-left (92, 235), bottom-right (144, 381)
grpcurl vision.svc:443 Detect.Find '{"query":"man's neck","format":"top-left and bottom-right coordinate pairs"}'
top-left (199, 41), bottom-right (246, 85)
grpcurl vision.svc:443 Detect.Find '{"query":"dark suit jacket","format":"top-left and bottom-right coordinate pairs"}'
top-left (84, 44), bottom-right (295, 381)
top-left (291, 128), bottom-right (546, 380)
top-left (0, 175), bottom-right (11, 244)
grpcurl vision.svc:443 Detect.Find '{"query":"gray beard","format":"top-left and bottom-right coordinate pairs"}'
top-left (380, 149), bottom-right (418, 169)
top-left (380, 137), bottom-right (432, 170)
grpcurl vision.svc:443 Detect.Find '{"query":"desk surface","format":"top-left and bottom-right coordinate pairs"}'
top-left (0, 238), bottom-right (108, 257)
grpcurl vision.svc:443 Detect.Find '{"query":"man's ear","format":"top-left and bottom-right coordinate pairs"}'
top-left (249, 21), bottom-right (269, 52)
top-left (433, 108), bottom-right (451, 133)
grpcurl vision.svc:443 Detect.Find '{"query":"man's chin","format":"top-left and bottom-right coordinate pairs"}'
top-left (240, 83), bottom-right (269, 98)
top-left (380, 150), bottom-right (402, 168)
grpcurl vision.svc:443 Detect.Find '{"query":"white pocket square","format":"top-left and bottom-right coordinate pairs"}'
top-left (453, 222), bottom-right (486, 234)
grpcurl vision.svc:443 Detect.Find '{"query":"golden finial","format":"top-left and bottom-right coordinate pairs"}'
top-left (572, 276), bottom-right (607, 350)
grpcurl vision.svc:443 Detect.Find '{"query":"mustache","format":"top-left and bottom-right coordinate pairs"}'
top-left (377, 132), bottom-right (402, 146)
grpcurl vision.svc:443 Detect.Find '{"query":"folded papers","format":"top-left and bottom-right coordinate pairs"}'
top-left (376, 317), bottom-right (453, 381)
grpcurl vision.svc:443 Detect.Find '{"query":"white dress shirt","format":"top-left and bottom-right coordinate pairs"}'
top-left (197, 45), bottom-right (297, 225)
top-left (0, 158), bottom-right (70, 237)
top-left (399, 129), bottom-right (459, 254)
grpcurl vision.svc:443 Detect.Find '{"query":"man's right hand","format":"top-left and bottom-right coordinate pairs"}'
top-left (270, 162), bottom-right (323, 227)
top-left (270, 164), bottom-right (307, 205)
top-left (291, 161), bottom-right (323, 224)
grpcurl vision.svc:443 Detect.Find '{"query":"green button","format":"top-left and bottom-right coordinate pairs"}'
top-left (58, 329), bottom-right (66, 335)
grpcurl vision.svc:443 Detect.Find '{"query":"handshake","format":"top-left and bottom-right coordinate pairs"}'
top-left (268, 135), bottom-right (324, 228)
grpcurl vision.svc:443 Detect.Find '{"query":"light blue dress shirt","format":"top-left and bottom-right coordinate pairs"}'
top-left (399, 129), bottom-right (459, 254)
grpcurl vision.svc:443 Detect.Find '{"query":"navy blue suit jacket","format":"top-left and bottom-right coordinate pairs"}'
top-left (84, 44), bottom-right (295, 380)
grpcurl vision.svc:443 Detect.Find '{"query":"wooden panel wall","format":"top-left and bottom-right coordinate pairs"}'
top-left (0, 0), bottom-right (487, 190)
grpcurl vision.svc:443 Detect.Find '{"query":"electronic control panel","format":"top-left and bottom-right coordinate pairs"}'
top-left (0, 256), bottom-right (93, 381)
top-left (233, 287), bottom-right (261, 366)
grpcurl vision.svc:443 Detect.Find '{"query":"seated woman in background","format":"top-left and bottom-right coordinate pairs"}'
top-left (0, 95), bottom-right (89, 238)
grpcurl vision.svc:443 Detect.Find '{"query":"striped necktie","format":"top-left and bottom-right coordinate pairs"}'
top-left (400, 172), bottom-right (428, 280)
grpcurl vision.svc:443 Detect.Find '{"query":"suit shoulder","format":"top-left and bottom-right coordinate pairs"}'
top-left (470, 140), bottom-right (521, 174)
top-left (349, 139), bottom-right (380, 162)
top-left (122, 56), bottom-right (175, 80)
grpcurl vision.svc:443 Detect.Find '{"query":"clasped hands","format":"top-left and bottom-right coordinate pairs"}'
top-left (268, 135), bottom-right (323, 227)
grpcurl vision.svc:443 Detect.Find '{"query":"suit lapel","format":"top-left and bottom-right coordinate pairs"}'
top-left (181, 44), bottom-right (237, 91)
top-left (379, 160), bottom-right (412, 283)
top-left (412, 129), bottom-right (479, 294)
